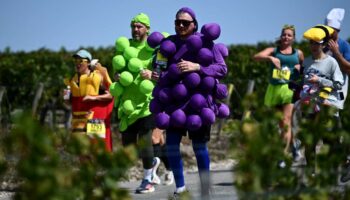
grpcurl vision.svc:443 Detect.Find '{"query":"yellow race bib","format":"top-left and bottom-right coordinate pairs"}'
top-left (156, 51), bottom-right (168, 64)
top-left (86, 119), bottom-right (106, 138)
top-left (272, 68), bottom-right (291, 81)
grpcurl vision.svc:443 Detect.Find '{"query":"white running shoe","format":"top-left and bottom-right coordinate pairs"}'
top-left (151, 157), bottom-right (161, 185)
top-left (163, 170), bottom-right (174, 185)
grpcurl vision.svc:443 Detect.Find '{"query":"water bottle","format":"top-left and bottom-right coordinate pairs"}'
top-left (63, 86), bottom-right (71, 100)
top-left (152, 50), bottom-right (167, 81)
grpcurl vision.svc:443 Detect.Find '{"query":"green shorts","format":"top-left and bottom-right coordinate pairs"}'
top-left (264, 83), bottom-right (293, 107)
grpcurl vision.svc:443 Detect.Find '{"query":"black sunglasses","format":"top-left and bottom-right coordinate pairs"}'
top-left (175, 19), bottom-right (194, 27)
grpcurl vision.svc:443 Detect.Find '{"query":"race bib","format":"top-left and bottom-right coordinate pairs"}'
top-left (86, 119), bottom-right (106, 138)
top-left (155, 51), bottom-right (168, 69)
top-left (272, 68), bottom-right (291, 81)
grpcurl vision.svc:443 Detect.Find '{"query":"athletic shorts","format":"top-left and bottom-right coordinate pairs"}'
top-left (264, 83), bottom-right (293, 107)
top-left (167, 125), bottom-right (211, 142)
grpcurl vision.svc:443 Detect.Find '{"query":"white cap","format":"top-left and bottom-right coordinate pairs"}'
top-left (325, 8), bottom-right (345, 30)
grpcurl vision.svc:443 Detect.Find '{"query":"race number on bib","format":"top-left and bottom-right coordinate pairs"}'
top-left (272, 68), bottom-right (291, 81)
top-left (86, 119), bottom-right (106, 138)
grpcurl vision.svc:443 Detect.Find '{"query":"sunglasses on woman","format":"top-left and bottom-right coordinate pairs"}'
top-left (175, 19), bottom-right (194, 27)
top-left (74, 58), bottom-right (89, 64)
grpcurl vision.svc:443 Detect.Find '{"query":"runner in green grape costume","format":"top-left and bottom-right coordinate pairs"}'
top-left (110, 13), bottom-right (156, 132)
top-left (110, 13), bottom-right (165, 194)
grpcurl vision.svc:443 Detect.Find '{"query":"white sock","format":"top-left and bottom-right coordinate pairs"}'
top-left (144, 168), bottom-right (153, 182)
top-left (175, 186), bottom-right (186, 193)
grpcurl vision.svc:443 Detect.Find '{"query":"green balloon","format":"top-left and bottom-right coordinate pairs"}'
top-left (145, 42), bottom-right (154, 52)
top-left (122, 100), bottom-right (134, 115)
top-left (109, 82), bottom-right (124, 97)
top-left (141, 59), bottom-right (151, 69)
top-left (115, 37), bottom-right (130, 52)
top-left (123, 46), bottom-right (139, 60)
top-left (128, 58), bottom-right (144, 73)
top-left (162, 32), bottom-right (170, 38)
top-left (119, 71), bottom-right (134, 86)
top-left (139, 79), bottom-right (154, 94)
top-left (112, 55), bottom-right (126, 71)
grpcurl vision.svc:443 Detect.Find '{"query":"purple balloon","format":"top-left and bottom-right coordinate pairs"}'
top-left (147, 32), bottom-right (164, 48)
top-left (214, 83), bottom-right (228, 100)
top-left (189, 93), bottom-right (207, 111)
top-left (201, 23), bottom-right (221, 41)
top-left (150, 99), bottom-right (163, 114)
top-left (160, 40), bottom-right (176, 57)
top-left (215, 43), bottom-right (228, 58)
top-left (186, 35), bottom-right (203, 52)
top-left (152, 85), bottom-right (162, 98)
top-left (158, 88), bottom-right (173, 104)
top-left (197, 48), bottom-right (213, 66)
top-left (200, 76), bottom-right (216, 93)
top-left (158, 72), bottom-right (172, 87)
top-left (155, 112), bottom-right (170, 129)
top-left (167, 63), bottom-right (182, 80)
top-left (183, 72), bottom-right (201, 89)
top-left (172, 83), bottom-right (188, 101)
top-left (186, 114), bottom-right (202, 131)
top-left (217, 103), bottom-right (230, 118)
top-left (170, 109), bottom-right (187, 128)
top-left (200, 108), bottom-right (216, 125)
top-left (164, 105), bottom-right (177, 114)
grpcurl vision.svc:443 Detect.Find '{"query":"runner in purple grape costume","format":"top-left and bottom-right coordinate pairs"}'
top-left (147, 7), bottom-right (229, 199)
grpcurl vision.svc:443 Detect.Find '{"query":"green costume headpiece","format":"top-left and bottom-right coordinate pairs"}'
top-left (131, 13), bottom-right (150, 28)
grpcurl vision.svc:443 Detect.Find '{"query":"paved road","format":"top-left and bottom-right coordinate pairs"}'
top-left (119, 167), bottom-right (237, 200)
top-left (0, 161), bottom-right (237, 200)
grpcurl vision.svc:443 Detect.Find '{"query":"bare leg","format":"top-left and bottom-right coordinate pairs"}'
top-left (281, 103), bottom-right (294, 154)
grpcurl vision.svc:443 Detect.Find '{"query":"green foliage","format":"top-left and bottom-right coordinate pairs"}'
top-left (1, 112), bottom-right (137, 199)
top-left (1, 39), bottom-right (350, 199)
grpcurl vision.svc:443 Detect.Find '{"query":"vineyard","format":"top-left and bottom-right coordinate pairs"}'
top-left (1, 39), bottom-right (350, 199)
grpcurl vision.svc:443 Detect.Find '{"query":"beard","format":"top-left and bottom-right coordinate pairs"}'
top-left (132, 32), bottom-right (144, 41)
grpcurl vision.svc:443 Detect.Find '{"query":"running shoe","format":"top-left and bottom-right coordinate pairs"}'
top-left (151, 157), bottom-right (161, 185)
top-left (163, 170), bottom-right (174, 185)
top-left (135, 179), bottom-right (155, 194)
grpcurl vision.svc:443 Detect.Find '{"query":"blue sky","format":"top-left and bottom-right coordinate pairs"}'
top-left (1, 0), bottom-right (349, 52)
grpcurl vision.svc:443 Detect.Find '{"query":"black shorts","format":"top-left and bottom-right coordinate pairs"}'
top-left (167, 125), bottom-right (211, 142)
top-left (120, 115), bottom-right (155, 146)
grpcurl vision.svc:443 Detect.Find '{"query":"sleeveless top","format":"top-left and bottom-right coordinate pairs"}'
top-left (269, 47), bottom-right (300, 85)
top-left (64, 70), bottom-right (113, 140)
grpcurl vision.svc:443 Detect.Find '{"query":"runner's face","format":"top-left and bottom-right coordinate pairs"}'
top-left (175, 12), bottom-right (195, 39)
top-left (309, 40), bottom-right (323, 56)
top-left (74, 58), bottom-right (89, 74)
top-left (280, 29), bottom-right (294, 45)
top-left (131, 22), bottom-right (148, 42)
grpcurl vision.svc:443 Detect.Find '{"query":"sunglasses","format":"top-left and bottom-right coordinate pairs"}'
top-left (74, 58), bottom-right (89, 64)
top-left (175, 19), bottom-right (194, 27)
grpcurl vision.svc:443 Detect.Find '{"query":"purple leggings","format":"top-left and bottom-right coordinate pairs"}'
top-left (166, 129), bottom-right (210, 188)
